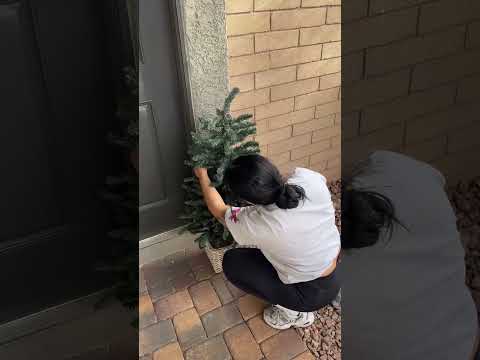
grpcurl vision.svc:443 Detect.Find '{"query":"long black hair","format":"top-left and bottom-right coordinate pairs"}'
top-left (341, 160), bottom-right (407, 249)
top-left (223, 154), bottom-right (306, 210)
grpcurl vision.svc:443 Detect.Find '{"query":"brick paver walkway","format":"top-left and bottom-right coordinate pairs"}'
top-left (139, 249), bottom-right (314, 360)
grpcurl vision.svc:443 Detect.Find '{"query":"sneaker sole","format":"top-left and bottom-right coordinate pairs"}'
top-left (263, 313), bottom-right (314, 330)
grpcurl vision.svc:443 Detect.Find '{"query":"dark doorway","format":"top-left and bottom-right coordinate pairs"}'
top-left (0, 0), bottom-right (123, 324)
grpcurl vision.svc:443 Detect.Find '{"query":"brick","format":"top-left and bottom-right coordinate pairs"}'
top-left (226, 0), bottom-right (253, 14)
top-left (433, 146), bottom-right (480, 185)
top-left (224, 324), bottom-right (263, 360)
top-left (255, 66), bottom-right (297, 88)
top-left (467, 21), bottom-right (480, 49)
top-left (271, 78), bottom-right (320, 101)
top-left (268, 108), bottom-right (316, 129)
top-left (343, 124), bottom-right (403, 167)
top-left (411, 50), bottom-right (480, 91)
top-left (153, 342), bottom-right (184, 360)
top-left (293, 114), bottom-right (335, 136)
top-left (277, 156), bottom-right (310, 174)
top-left (260, 329), bottom-right (307, 360)
top-left (256, 98), bottom-right (295, 120)
top-left (312, 124), bottom-right (341, 143)
top-left (140, 320), bottom-right (176, 356)
top-left (457, 74), bottom-right (480, 103)
top-left (142, 259), bottom-right (177, 290)
top-left (225, 279), bottom-right (246, 299)
top-left (447, 120), bottom-right (480, 154)
top-left (302, 0), bottom-right (340, 6)
top-left (294, 352), bottom-right (316, 360)
top-left (295, 87), bottom-right (339, 110)
top-left (256, 126), bottom-right (293, 145)
top-left (173, 308), bottom-right (207, 350)
top-left (366, 26), bottom-right (466, 76)
top-left (342, 51), bottom-right (364, 83)
top-left (369, 0), bottom-right (431, 15)
top-left (201, 302), bottom-right (244, 337)
top-left (319, 164), bottom-right (341, 181)
top-left (361, 85), bottom-right (456, 133)
top-left (327, 156), bottom-right (340, 169)
top-left (322, 41), bottom-right (342, 59)
top-left (255, 29), bottom-right (299, 52)
top-left (343, 69), bottom-right (410, 112)
top-left (140, 293), bottom-right (157, 329)
top-left (418, 0), bottom-right (479, 34)
top-left (154, 290), bottom-right (194, 321)
top-left (331, 133), bottom-right (340, 146)
top-left (343, 7), bottom-right (417, 53)
top-left (309, 144), bottom-right (340, 164)
top-left (405, 136), bottom-right (446, 163)
top-left (269, 133), bottom-right (312, 155)
top-left (231, 107), bottom-right (254, 120)
top-left (189, 281), bottom-right (222, 316)
top-left (270, 151), bottom-right (292, 165)
top-left (228, 35), bottom-right (254, 57)
top-left (272, 8), bottom-right (326, 30)
top-left (300, 24), bottom-right (341, 45)
top-left (319, 72), bottom-right (340, 90)
top-left (247, 315), bottom-right (280, 342)
top-left (229, 53), bottom-right (270, 76)
top-left (255, 0), bottom-right (301, 11)
top-left (184, 336), bottom-right (231, 360)
top-left (226, 13), bottom-right (270, 36)
top-left (315, 100), bottom-right (340, 118)
top-left (291, 139), bottom-right (331, 159)
top-left (326, 6), bottom-right (341, 24)
top-left (342, 112), bottom-right (360, 140)
top-left (298, 57), bottom-right (341, 79)
top-left (255, 119), bottom-right (269, 134)
top-left (237, 294), bottom-right (269, 320)
top-left (172, 272), bottom-right (197, 291)
top-left (230, 88), bottom-right (270, 111)
top-left (229, 74), bottom-right (254, 92)
top-left (270, 44), bottom-right (323, 68)
top-left (344, 0), bottom-right (368, 21)
top-left (149, 281), bottom-right (175, 303)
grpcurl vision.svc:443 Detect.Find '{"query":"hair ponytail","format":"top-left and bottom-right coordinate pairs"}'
top-left (224, 154), bottom-right (306, 210)
top-left (341, 186), bottom-right (406, 249)
top-left (275, 183), bottom-right (306, 209)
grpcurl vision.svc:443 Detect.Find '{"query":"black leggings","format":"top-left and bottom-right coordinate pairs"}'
top-left (222, 248), bottom-right (340, 312)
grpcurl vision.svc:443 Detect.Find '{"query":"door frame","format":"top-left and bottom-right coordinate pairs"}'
top-left (139, 0), bottom-right (196, 246)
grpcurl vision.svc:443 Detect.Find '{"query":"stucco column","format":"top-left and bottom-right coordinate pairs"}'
top-left (180, 0), bottom-right (229, 123)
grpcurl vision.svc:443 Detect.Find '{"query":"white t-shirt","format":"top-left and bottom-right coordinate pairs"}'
top-left (339, 151), bottom-right (477, 360)
top-left (224, 167), bottom-right (340, 284)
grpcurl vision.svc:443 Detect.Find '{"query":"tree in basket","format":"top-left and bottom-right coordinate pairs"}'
top-left (181, 87), bottom-right (260, 250)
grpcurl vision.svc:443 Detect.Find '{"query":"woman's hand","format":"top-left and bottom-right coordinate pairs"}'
top-left (194, 167), bottom-right (209, 180)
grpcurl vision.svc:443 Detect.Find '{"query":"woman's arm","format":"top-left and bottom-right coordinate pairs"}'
top-left (194, 168), bottom-right (227, 224)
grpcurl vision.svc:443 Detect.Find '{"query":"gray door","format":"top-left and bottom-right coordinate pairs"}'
top-left (139, 0), bottom-right (189, 240)
top-left (0, 0), bottom-right (114, 324)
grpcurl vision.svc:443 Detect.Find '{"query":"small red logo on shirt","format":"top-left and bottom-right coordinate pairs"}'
top-left (229, 208), bottom-right (240, 223)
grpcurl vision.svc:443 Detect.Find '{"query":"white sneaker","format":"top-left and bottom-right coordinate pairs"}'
top-left (263, 305), bottom-right (315, 330)
top-left (331, 289), bottom-right (341, 312)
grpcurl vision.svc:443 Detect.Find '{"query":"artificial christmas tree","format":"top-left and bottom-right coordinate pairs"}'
top-left (181, 88), bottom-right (260, 269)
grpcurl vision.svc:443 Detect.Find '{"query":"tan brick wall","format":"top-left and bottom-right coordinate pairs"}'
top-left (343, 0), bottom-right (480, 185)
top-left (226, 0), bottom-right (341, 181)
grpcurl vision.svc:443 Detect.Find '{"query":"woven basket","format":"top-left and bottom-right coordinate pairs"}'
top-left (204, 241), bottom-right (235, 273)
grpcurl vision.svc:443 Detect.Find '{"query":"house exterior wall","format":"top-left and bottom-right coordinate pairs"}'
top-left (225, 0), bottom-right (342, 181)
top-left (342, 0), bottom-right (480, 185)
top-left (181, 0), bottom-right (230, 121)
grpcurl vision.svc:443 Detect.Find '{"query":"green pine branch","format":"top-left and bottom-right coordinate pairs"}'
top-left (181, 88), bottom-right (260, 249)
